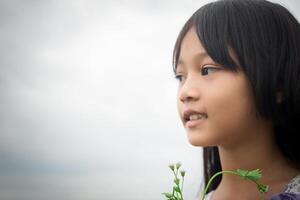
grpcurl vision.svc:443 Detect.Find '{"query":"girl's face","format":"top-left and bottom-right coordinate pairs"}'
top-left (176, 27), bottom-right (270, 148)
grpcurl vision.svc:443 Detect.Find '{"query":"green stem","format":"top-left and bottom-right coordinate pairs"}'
top-left (173, 168), bottom-right (184, 200)
top-left (172, 170), bottom-right (177, 179)
top-left (181, 176), bottom-right (184, 192)
top-left (179, 177), bottom-right (184, 200)
top-left (171, 169), bottom-right (181, 199)
top-left (201, 170), bottom-right (238, 200)
top-left (179, 189), bottom-right (184, 200)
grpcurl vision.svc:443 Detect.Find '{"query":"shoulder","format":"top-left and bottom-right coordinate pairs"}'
top-left (269, 193), bottom-right (300, 200)
top-left (283, 174), bottom-right (300, 194)
top-left (268, 174), bottom-right (300, 200)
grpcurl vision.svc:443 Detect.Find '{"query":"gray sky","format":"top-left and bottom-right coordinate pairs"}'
top-left (0, 0), bottom-right (299, 200)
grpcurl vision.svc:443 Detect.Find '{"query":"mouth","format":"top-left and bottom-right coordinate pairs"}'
top-left (183, 109), bottom-right (208, 128)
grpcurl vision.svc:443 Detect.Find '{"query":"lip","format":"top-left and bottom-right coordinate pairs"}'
top-left (182, 109), bottom-right (207, 128)
top-left (186, 117), bottom-right (206, 128)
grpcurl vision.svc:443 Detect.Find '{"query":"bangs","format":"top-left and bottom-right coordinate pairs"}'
top-left (173, 1), bottom-right (240, 75)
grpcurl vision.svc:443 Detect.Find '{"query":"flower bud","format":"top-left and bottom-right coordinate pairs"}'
top-left (168, 164), bottom-right (175, 171)
top-left (180, 170), bottom-right (186, 177)
top-left (175, 162), bottom-right (182, 170)
top-left (257, 183), bottom-right (269, 193)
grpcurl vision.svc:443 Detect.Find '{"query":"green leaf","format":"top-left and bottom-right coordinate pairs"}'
top-left (174, 186), bottom-right (181, 193)
top-left (236, 169), bottom-right (248, 177)
top-left (247, 169), bottom-right (262, 181)
top-left (162, 192), bottom-right (173, 198)
top-left (236, 169), bottom-right (262, 181)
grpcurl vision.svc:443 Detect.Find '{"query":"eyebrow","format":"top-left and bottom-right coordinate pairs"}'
top-left (177, 52), bottom-right (209, 68)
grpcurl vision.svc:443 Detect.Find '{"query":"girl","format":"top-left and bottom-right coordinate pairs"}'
top-left (173, 0), bottom-right (300, 199)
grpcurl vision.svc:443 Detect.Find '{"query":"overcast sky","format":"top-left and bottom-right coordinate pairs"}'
top-left (0, 0), bottom-right (299, 200)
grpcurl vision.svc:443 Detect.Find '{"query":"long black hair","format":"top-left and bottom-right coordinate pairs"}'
top-left (173, 0), bottom-right (300, 193)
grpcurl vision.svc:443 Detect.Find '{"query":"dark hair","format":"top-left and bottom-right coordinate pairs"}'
top-left (173, 0), bottom-right (300, 193)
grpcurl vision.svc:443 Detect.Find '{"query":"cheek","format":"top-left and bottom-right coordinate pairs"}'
top-left (205, 78), bottom-right (257, 144)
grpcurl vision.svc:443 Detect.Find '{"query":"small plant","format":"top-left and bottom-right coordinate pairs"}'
top-left (162, 162), bottom-right (186, 200)
top-left (162, 162), bottom-right (269, 200)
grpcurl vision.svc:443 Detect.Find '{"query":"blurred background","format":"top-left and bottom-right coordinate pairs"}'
top-left (0, 0), bottom-right (299, 200)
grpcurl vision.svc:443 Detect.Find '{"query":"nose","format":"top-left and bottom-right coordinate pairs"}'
top-left (178, 77), bottom-right (200, 103)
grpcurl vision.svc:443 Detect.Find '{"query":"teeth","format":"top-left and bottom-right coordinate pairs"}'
top-left (189, 114), bottom-right (206, 121)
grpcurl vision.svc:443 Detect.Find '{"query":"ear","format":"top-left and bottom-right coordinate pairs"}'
top-left (276, 91), bottom-right (284, 104)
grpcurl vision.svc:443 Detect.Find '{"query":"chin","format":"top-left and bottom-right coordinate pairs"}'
top-left (187, 134), bottom-right (215, 147)
top-left (188, 140), bottom-right (202, 146)
top-left (187, 136), bottom-right (205, 146)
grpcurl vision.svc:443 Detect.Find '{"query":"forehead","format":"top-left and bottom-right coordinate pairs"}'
top-left (177, 27), bottom-right (210, 68)
top-left (180, 27), bottom-right (205, 56)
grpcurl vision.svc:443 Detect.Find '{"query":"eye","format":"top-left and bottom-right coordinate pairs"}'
top-left (174, 74), bottom-right (185, 82)
top-left (201, 66), bottom-right (219, 76)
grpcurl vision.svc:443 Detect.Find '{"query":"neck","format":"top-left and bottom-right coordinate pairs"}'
top-left (213, 124), bottom-right (299, 199)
